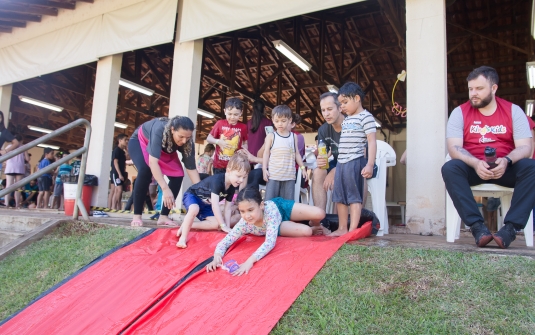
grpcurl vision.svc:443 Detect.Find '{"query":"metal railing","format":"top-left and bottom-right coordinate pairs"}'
top-left (0, 118), bottom-right (92, 220)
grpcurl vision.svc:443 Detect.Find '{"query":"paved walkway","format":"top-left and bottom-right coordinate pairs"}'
top-left (2, 207), bottom-right (534, 258)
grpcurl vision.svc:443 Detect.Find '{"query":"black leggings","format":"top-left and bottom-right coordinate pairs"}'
top-left (129, 137), bottom-right (183, 216)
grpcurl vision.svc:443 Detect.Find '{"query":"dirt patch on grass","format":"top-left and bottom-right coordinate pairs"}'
top-left (53, 221), bottom-right (107, 238)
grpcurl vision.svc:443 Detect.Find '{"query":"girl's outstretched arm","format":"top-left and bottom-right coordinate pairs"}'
top-left (232, 254), bottom-right (257, 276)
top-left (233, 204), bottom-right (281, 276)
top-left (206, 253), bottom-right (223, 272)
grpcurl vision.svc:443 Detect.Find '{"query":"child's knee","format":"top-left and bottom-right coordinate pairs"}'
top-left (187, 204), bottom-right (200, 215)
top-left (313, 207), bottom-right (326, 220)
top-left (302, 227), bottom-right (313, 237)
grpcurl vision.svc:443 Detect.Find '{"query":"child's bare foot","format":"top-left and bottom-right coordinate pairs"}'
top-left (176, 237), bottom-right (187, 248)
top-left (311, 225), bottom-right (324, 235)
top-left (327, 229), bottom-right (347, 237)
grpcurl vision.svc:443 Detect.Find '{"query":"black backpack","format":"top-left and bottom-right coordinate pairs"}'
top-left (320, 208), bottom-right (380, 236)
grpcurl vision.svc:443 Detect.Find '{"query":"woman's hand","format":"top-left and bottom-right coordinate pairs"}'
top-left (206, 254), bottom-right (223, 272)
top-left (162, 187), bottom-right (175, 209)
top-left (232, 259), bottom-right (254, 276)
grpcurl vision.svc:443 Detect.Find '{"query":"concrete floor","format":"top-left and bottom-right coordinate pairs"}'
top-left (1, 207), bottom-right (534, 258)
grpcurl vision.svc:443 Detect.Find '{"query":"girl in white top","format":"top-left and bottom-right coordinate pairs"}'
top-left (4, 134), bottom-right (28, 208)
top-left (262, 105), bottom-right (307, 201)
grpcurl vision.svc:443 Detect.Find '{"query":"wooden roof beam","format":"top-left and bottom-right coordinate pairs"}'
top-left (0, 11), bottom-right (41, 22)
top-left (14, 0), bottom-right (76, 10)
top-left (0, 20), bottom-right (26, 28)
top-left (0, 3), bottom-right (57, 16)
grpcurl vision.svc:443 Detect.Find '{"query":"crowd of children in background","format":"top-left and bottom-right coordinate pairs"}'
top-left (1, 145), bottom-right (82, 209)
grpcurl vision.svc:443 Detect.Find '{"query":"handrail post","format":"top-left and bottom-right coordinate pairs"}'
top-left (73, 121), bottom-right (91, 220)
top-left (0, 118), bottom-right (92, 221)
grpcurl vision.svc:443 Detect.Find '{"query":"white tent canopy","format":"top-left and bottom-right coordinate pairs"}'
top-left (0, 0), bottom-right (179, 86)
top-left (178, 0), bottom-right (366, 43)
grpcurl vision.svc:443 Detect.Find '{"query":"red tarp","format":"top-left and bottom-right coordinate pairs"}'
top-left (0, 222), bottom-right (371, 335)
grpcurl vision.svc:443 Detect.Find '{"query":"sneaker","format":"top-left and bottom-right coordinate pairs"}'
top-left (92, 210), bottom-right (109, 218)
top-left (493, 223), bottom-right (516, 249)
top-left (469, 222), bottom-right (493, 247)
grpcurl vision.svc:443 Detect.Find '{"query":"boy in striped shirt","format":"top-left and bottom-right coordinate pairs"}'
top-left (329, 82), bottom-right (377, 236)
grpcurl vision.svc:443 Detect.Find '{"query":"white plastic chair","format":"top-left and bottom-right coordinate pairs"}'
top-left (294, 167), bottom-right (309, 204)
top-left (445, 155), bottom-right (534, 247)
top-left (367, 140), bottom-right (396, 236)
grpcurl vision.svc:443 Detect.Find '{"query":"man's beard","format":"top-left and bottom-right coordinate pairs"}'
top-left (470, 93), bottom-right (493, 108)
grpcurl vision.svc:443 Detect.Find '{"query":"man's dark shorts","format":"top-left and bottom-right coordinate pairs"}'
top-left (182, 192), bottom-right (215, 221)
top-left (332, 157), bottom-right (365, 205)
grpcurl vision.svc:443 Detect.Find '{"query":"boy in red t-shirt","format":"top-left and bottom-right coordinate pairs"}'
top-left (207, 97), bottom-right (248, 174)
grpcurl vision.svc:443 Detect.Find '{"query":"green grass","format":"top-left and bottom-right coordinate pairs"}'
top-left (0, 221), bottom-right (143, 320)
top-left (3, 227), bottom-right (535, 334)
top-left (272, 246), bottom-right (535, 335)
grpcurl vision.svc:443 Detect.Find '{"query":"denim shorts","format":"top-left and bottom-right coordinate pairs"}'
top-left (182, 192), bottom-right (215, 221)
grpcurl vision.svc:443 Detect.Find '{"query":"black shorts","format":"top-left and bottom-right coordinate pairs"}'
top-left (111, 172), bottom-right (124, 187)
top-left (5, 173), bottom-right (24, 176)
top-left (38, 176), bottom-right (53, 192)
top-left (332, 157), bottom-right (365, 205)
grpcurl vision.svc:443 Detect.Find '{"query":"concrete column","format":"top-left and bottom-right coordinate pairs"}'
top-left (0, 84), bottom-right (13, 128)
top-left (86, 54), bottom-right (122, 207)
top-left (168, 39), bottom-right (203, 210)
top-left (405, 0), bottom-right (447, 235)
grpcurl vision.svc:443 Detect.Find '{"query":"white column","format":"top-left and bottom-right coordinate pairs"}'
top-left (405, 0), bottom-right (447, 235)
top-left (0, 84), bottom-right (13, 128)
top-left (86, 54), bottom-right (122, 207)
top-left (168, 39), bottom-right (203, 210)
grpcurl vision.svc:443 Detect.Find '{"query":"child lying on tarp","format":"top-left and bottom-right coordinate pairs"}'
top-left (206, 187), bottom-right (326, 276)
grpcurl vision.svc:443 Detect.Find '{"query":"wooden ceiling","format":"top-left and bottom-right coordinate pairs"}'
top-left (0, 0), bottom-right (93, 34)
top-left (6, 0), bottom-right (535, 151)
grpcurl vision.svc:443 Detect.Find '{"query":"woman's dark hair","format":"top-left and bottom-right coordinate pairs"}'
top-left (0, 111), bottom-right (5, 130)
top-left (250, 99), bottom-right (266, 133)
top-left (160, 116), bottom-right (195, 156)
top-left (236, 187), bottom-right (263, 205)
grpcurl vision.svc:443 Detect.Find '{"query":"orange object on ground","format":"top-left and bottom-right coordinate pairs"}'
top-left (0, 223), bottom-right (372, 335)
top-left (63, 184), bottom-right (92, 216)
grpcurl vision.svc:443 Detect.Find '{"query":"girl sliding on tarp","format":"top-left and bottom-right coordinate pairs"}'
top-left (206, 187), bottom-right (326, 276)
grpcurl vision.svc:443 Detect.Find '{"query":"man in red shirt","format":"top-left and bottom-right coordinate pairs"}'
top-left (206, 97), bottom-right (248, 174)
top-left (442, 66), bottom-right (535, 249)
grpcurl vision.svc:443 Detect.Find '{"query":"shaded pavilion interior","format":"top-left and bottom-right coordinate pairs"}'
top-left (3, 0), bottom-right (534, 152)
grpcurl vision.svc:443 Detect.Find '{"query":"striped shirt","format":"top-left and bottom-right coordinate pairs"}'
top-left (337, 110), bottom-right (376, 164)
top-left (268, 131), bottom-right (296, 181)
